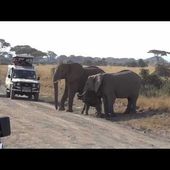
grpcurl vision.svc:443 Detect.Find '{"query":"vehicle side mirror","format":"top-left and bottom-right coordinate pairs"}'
top-left (0, 117), bottom-right (11, 137)
top-left (8, 75), bottom-right (10, 78)
top-left (37, 77), bottom-right (40, 80)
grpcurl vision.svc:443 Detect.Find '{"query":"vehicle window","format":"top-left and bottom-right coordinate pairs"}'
top-left (12, 70), bottom-right (36, 79)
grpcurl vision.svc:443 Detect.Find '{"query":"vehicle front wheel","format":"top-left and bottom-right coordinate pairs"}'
top-left (34, 93), bottom-right (39, 101)
top-left (6, 90), bottom-right (10, 98)
top-left (10, 90), bottom-right (15, 99)
top-left (28, 94), bottom-right (32, 100)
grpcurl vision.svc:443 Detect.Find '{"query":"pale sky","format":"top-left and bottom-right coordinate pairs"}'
top-left (0, 21), bottom-right (170, 61)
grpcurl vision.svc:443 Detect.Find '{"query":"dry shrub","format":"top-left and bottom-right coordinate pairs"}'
top-left (154, 64), bottom-right (170, 77)
top-left (0, 65), bottom-right (8, 82)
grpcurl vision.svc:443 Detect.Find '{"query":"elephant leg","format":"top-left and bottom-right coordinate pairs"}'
top-left (81, 104), bottom-right (86, 114)
top-left (67, 85), bottom-right (77, 112)
top-left (130, 97), bottom-right (138, 114)
top-left (103, 96), bottom-right (109, 115)
top-left (107, 96), bottom-right (115, 116)
top-left (85, 105), bottom-right (90, 115)
top-left (59, 80), bottom-right (68, 110)
top-left (124, 98), bottom-right (131, 114)
top-left (95, 102), bottom-right (102, 116)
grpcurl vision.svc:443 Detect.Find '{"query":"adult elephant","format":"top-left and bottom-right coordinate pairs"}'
top-left (53, 63), bottom-right (104, 112)
top-left (82, 70), bottom-right (141, 115)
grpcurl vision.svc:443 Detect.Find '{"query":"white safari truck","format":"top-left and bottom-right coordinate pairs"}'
top-left (5, 55), bottom-right (40, 101)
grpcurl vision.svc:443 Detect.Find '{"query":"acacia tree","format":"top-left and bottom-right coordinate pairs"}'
top-left (148, 49), bottom-right (170, 64)
top-left (148, 49), bottom-right (170, 56)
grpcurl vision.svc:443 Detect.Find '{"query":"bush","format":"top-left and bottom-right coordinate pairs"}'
top-left (139, 69), bottom-right (164, 97)
top-left (140, 69), bottom-right (163, 89)
top-left (140, 85), bottom-right (160, 97)
top-left (161, 80), bottom-right (170, 96)
top-left (139, 69), bottom-right (149, 79)
top-left (126, 61), bottom-right (138, 67)
top-left (139, 68), bottom-right (170, 97)
top-left (154, 64), bottom-right (170, 77)
top-left (138, 59), bottom-right (148, 67)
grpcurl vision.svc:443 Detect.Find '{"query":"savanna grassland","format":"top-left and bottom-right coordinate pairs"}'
top-left (0, 64), bottom-right (170, 138)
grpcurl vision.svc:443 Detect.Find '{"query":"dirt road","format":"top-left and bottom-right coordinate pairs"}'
top-left (0, 87), bottom-right (170, 148)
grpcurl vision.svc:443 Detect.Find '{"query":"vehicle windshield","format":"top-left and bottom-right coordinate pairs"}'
top-left (12, 69), bottom-right (36, 79)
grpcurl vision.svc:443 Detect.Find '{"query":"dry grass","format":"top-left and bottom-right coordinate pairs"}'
top-left (36, 64), bottom-right (56, 97)
top-left (113, 96), bottom-right (170, 112)
top-left (0, 65), bottom-right (7, 81)
top-left (99, 65), bottom-right (155, 74)
top-left (137, 96), bottom-right (170, 112)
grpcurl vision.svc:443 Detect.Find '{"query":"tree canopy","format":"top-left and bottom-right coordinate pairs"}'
top-left (138, 59), bottom-right (148, 67)
top-left (148, 49), bottom-right (170, 56)
top-left (10, 45), bottom-right (47, 57)
top-left (0, 39), bottom-right (10, 48)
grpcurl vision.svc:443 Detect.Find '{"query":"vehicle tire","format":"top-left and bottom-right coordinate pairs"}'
top-left (6, 90), bottom-right (10, 98)
top-left (34, 93), bottom-right (39, 101)
top-left (10, 89), bottom-right (15, 99)
top-left (28, 94), bottom-right (32, 100)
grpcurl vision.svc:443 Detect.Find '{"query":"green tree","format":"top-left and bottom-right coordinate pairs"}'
top-left (84, 60), bottom-right (93, 66)
top-left (47, 51), bottom-right (57, 63)
top-left (101, 58), bottom-right (107, 66)
top-left (126, 60), bottom-right (138, 67)
top-left (138, 59), bottom-right (148, 67)
top-left (0, 39), bottom-right (10, 48)
top-left (148, 49), bottom-right (170, 57)
top-left (148, 49), bottom-right (170, 64)
top-left (10, 45), bottom-right (47, 57)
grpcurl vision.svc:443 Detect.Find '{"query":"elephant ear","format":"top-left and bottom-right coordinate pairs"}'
top-left (94, 74), bottom-right (103, 93)
top-left (67, 63), bottom-right (84, 82)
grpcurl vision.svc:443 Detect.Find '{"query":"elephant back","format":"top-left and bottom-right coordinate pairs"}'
top-left (84, 66), bottom-right (105, 77)
top-left (78, 66), bottom-right (104, 93)
top-left (109, 70), bottom-right (141, 87)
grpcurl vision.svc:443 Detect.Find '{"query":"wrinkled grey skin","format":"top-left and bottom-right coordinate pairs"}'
top-left (83, 70), bottom-right (141, 116)
top-left (53, 63), bottom-right (104, 112)
top-left (77, 90), bottom-right (102, 116)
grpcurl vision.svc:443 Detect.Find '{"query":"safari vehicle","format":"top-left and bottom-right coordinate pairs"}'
top-left (5, 55), bottom-right (40, 101)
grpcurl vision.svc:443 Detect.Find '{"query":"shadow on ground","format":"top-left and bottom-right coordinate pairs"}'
top-left (0, 93), bottom-right (40, 102)
top-left (93, 110), bottom-right (166, 122)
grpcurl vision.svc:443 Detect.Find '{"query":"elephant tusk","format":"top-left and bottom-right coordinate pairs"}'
top-left (78, 90), bottom-right (87, 97)
top-left (53, 80), bottom-right (58, 84)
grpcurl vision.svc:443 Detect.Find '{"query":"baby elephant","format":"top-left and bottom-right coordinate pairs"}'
top-left (77, 90), bottom-right (102, 116)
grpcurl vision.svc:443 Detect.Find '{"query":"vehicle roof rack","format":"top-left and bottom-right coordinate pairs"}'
top-left (12, 54), bottom-right (34, 67)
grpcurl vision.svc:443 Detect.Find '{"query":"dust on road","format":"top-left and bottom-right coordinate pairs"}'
top-left (0, 92), bottom-right (170, 148)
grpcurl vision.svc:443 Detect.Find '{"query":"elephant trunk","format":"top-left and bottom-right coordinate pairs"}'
top-left (53, 81), bottom-right (58, 110)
